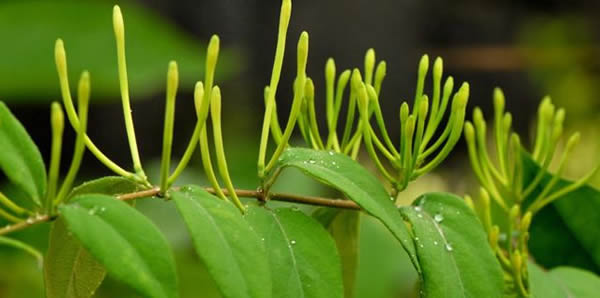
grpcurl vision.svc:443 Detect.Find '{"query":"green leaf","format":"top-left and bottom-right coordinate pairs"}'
top-left (68, 176), bottom-right (142, 201)
top-left (59, 194), bottom-right (178, 298)
top-left (267, 148), bottom-right (418, 270)
top-left (245, 205), bottom-right (343, 298)
top-left (170, 186), bottom-right (271, 298)
top-left (522, 153), bottom-right (600, 272)
top-left (399, 192), bottom-right (504, 297)
top-left (529, 262), bottom-right (600, 298)
top-left (0, 0), bottom-right (239, 102)
top-left (313, 208), bottom-right (360, 298)
top-left (45, 176), bottom-right (142, 298)
top-left (0, 101), bottom-right (46, 205)
top-left (44, 219), bottom-right (105, 298)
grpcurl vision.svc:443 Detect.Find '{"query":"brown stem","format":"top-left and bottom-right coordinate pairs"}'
top-left (0, 187), bottom-right (359, 236)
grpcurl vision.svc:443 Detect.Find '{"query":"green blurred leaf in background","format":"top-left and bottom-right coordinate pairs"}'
top-left (0, 0), bottom-right (240, 103)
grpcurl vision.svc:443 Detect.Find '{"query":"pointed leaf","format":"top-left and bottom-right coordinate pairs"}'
top-left (399, 192), bottom-right (503, 297)
top-left (44, 219), bottom-right (105, 298)
top-left (522, 153), bottom-right (600, 272)
top-left (0, 101), bottom-right (46, 205)
top-left (59, 194), bottom-right (178, 298)
top-left (529, 262), bottom-right (600, 298)
top-left (170, 186), bottom-right (271, 298)
top-left (267, 148), bottom-right (418, 270)
top-left (45, 176), bottom-right (142, 298)
top-left (313, 208), bottom-right (360, 298)
top-left (245, 205), bottom-right (343, 298)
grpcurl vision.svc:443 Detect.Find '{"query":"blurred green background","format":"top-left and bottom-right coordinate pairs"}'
top-left (0, 0), bottom-right (599, 297)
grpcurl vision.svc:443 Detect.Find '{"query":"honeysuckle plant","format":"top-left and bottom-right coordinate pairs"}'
top-left (0, 1), bottom-right (599, 298)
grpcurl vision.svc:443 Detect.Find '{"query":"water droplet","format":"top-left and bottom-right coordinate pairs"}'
top-left (419, 243), bottom-right (424, 248)
top-left (328, 151), bottom-right (335, 156)
top-left (433, 241), bottom-right (438, 246)
top-left (434, 214), bottom-right (444, 223)
top-left (445, 243), bottom-right (453, 252)
top-left (332, 161), bottom-right (337, 166)
top-left (308, 160), bottom-right (316, 164)
top-left (417, 213), bottom-right (423, 218)
top-left (390, 196), bottom-right (395, 201)
top-left (26, 218), bottom-right (34, 224)
top-left (290, 240), bottom-right (297, 245)
top-left (414, 237), bottom-right (419, 241)
top-left (414, 206), bottom-right (422, 212)
top-left (261, 237), bottom-right (265, 241)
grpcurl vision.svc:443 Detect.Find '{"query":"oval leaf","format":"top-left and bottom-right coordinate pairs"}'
top-left (399, 192), bottom-right (503, 297)
top-left (522, 153), bottom-right (600, 272)
top-left (0, 101), bottom-right (46, 205)
top-left (267, 148), bottom-right (418, 270)
top-left (59, 194), bottom-right (178, 298)
top-left (245, 205), bottom-right (343, 298)
top-left (170, 186), bottom-right (271, 298)
top-left (45, 176), bottom-right (142, 298)
top-left (44, 219), bottom-right (105, 298)
top-left (530, 262), bottom-right (600, 298)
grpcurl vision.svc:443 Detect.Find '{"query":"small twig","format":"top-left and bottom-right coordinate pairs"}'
top-left (0, 186), bottom-right (360, 237)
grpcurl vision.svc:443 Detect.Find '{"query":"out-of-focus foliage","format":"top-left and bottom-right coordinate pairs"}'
top-left (519, 17), bottom-right (600, 120)
top-left (0, 0), bottom-right (239, 103)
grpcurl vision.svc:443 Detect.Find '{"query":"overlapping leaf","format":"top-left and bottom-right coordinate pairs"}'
top-left (245, 205), bottom-right (343, 298)
top-left (399, 192), bottom-right (503, 297)
top-left (522, 153), bottom-right (600, 272)
top-left (267, 148), bottom-right (418, 270)
top-left (59, 194), bottom-right (178, 298)
top-left (171, 186), bottom-right (271, 298)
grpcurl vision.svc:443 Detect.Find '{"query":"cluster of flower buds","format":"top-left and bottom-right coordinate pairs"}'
top-left (257, 0), bottom-right (470, 196)
top-left (463, 90), bottom-right (600, 297)
top-left (52, 6), bottom-right (246, 212)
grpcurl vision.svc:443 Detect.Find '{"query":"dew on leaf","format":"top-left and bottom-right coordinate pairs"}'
top-left (434, 214), bottom-right (444, 223)
top-left (445, 243), bottom-right (453, 252)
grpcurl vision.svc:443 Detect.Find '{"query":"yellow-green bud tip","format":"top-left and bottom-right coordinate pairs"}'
top-left (433, 57), bottom-right (443, 79)
top-left (51, 102), bottom-right (65, 133)
top-left (351, 68), bottom-right (363, 89)
top-left (193, 81), bottom-right (205, 113)
top-left (400, 102), bottom-right (409, 123)
top-left (325, 58), bottom-right (335, 81)
top-left (418, 54), bottom-right (429, 77)
top-left (113, 5), bottom-right (124, 39)
top-left (375, 61), bottom-right (387, 80)
top-left (54, 39), bottom-right (66, 74)
top-left (493, 88), bottom-right (505, 112)
top-left (297, 32), bottom-right (309, 72)
top-left (208, 35), bottom-right (220, 59)
top-left (357, 84), bottom-right (369, 112)
top-left (167, 61), bottom-right (179, 98)
top-left (211, 86), bottom-right (222, 105)
top-left (77, 71), bottom-right (91, 105)
top-left (473, 107), bottom-right (485, 126)
top-left (464, 121), bottom-right (475, 142)
top-left (365, 48), bottom-right (375, 69)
